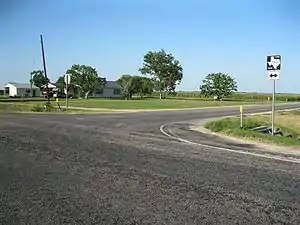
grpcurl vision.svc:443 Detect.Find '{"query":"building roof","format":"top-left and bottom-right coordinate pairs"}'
top-left (105, 81), bottom-right (121, 89)
top-left (0, 83), bottom-right (5, 90)
top-left (5, 82), bottom-right (39, 89)
top-left (41, 83), bottom-right (57, 89)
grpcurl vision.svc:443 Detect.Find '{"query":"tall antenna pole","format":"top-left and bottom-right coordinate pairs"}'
top-left (40, 34), bottom-right (50, 104)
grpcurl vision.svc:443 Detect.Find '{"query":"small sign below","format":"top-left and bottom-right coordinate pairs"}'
top-left (267, 55), bottom-right (281, 71)
top-left (268, 71), bottom-right (279, 80)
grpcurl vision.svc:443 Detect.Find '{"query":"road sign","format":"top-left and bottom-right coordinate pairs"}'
top-left (268, 71), bottom-right (279, 80)
top-left (266, 54), bottom-right (281, 136)
top-left (56, 98), bottom-right (58, 103)
top-left (267, 55), bottom-right (281, 71)
top-left (64, 74), bottom-right (71, 84)
top-left (239, 105), bottom-right (243, 113)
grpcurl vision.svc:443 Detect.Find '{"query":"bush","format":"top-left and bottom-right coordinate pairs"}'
top-left (44, 102), bottom-right (56, 112)
top-left (31, 105), bottom-right (44, 112)
top-left (31, 102), bottom-right (56, 112)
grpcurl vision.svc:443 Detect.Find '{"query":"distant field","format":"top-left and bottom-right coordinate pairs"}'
top-left (154, 91), bottom-right (300, 102)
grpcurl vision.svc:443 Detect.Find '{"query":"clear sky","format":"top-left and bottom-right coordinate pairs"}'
top-left (0, 0), bottom-right (299, 93)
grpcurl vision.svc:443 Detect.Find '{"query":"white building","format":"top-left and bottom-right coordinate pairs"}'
top-left (92, 81), bottom-right (122, 98)
top-left (4, 82), bottom-right (40, 97)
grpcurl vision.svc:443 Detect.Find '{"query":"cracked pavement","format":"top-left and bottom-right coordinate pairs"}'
top-left (1, 103), bottom-right (300, 224)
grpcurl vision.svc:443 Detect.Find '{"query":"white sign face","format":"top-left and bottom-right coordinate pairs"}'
top-left (64, 74), bottom-right (71, 84)
top-left (268, 71), bottom-right (279, 80)
top-left (267, 55), bottom-right (281, 71)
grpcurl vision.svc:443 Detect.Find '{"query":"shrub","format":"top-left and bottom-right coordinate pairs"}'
top-left (44, 102), bottom-right (56, 112)
top-left (31, 104), bottom-right (44, 112)
top-left (31, 102), bottom-right (56, 112)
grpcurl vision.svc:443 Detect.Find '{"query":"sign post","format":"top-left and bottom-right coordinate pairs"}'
top-left (64, 74), bottom-right (71, 111)
top-left (240, 105), bottom-right (243, 128)
top-left (267, 55), bottom-right (281, 136)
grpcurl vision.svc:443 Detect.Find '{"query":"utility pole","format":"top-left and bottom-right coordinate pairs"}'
top-left (30, 72), bottom-right (33, 97)
top-left (40, 34), bottom-right (50, 104)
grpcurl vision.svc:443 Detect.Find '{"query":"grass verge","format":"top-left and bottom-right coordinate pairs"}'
top-left (0, 102), bottom-right (97, 114)
top-left (204, 110), bottom-right (300, 147)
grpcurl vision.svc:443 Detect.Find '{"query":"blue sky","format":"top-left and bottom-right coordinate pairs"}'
top-left (0, 0), bottom-right (299, 93)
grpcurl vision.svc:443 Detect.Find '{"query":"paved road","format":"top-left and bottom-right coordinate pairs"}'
top-left (1, 103), bottom-right (300, 225)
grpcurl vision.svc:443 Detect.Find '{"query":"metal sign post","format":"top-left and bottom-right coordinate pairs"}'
top-left (267, 55), bottom-right (281, 136)
top-left (64, 74), bottom-right (71, 111)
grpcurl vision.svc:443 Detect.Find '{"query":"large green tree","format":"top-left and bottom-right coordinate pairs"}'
top-left (136, 76), bottom-right (154, 97)
top-left (30, 70), bottom-right (49, 89)
top-left (139, 49), bottom-right (183, 99)
top-left (117, 75), bottom-right (135, 100)
top-left (199, 72), bottom-right (238, 100)
top-left (117, 75), bottom-right (154, 99)
top-left (66, 64), bottom-right (106, 99)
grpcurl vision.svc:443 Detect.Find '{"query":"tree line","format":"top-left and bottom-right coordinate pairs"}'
top-left (30, 49), bottom-right (238, 100)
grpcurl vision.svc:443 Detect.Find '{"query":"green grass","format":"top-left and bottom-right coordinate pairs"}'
top-left (0, 98), bottom-right (266, 112)
top-left (0, 102), bottom-right (94, 113)
top-left (63, 98), bottom-right (266, 109)
top-left (0, 92), bottom-right (297, 112)
top-left (0, 103), bottom-right (34, 112)
top-left (204, 111), bottom-right (300, 147)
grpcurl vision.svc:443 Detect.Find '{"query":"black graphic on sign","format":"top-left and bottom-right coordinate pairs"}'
top-left (267, 55), bottom-right (281, 71)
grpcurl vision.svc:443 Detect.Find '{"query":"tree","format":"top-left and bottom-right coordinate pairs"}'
top-left (66, 64), bottom-right (106, 99)
top-left (138, 76), bottom-right (154, 97)
top-left (30, 70), bottom-right (49, 89)
top-left (139, 49), bottom-right (183, 99)
top-left (117, 75), bottom-right (135, 100)
top-left (117, 75), bottom-right (154, 99)
top-left (56, 75), bottom-right (65, 90)
top-left (199, 72), bottom-right (238, 100)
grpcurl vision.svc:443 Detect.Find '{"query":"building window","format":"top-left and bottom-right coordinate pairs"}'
top-left (113, 88), bottom-right (121, 95)
top-left (95, 88), bottom-right (103, 94)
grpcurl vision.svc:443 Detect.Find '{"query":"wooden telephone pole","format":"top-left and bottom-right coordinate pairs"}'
top-left (40, 34), bottom-right (50, 104)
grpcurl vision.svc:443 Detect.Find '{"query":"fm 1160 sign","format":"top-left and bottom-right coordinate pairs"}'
top-left (267, 55), bottom-right (281, 71)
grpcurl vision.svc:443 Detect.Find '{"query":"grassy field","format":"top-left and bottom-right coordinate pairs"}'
top-left (0, 91), bottom-right (298, 112)
top-left (204, 110), bottom-right (300, 147)
top-left (0, 97), bottom-right (270, 112)
top-left (64, 98), bottom-right (267, 109)
top-left (0, 102), bottom-right (34, 112)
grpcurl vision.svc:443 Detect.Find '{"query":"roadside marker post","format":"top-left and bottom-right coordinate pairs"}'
top-left (240, 105), bottom-right (243, 128)
top-left (64, 74), bottom-right (71, 112)
top-left (267, 55), bottom-right (281, 136)
top-left (56, 98), bottom-right (62, 111)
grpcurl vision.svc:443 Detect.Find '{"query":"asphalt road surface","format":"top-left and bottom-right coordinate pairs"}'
top-left (1, 103), bottom-right (300, 225)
